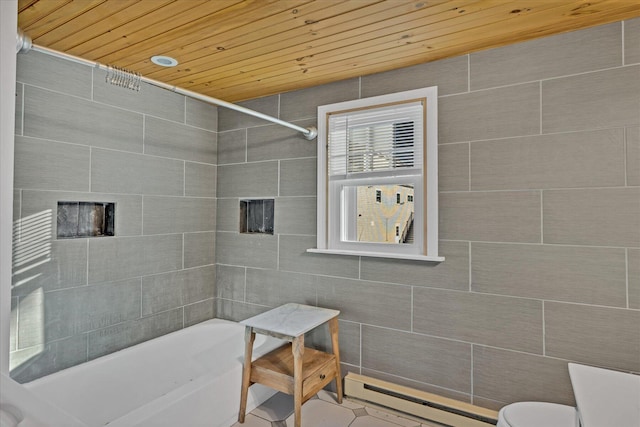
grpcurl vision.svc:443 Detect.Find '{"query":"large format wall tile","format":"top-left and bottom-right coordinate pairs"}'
top-left (439, 143), bottom-right (469, 191)
top-left (11, 334), bottom-right (87, 384)
top-left (17, 51), bottom-right (92, 99)
top-left (306, 320), bottom-right (360, 367)
top-left (185, 162), bottom-right (216, 197)
top-left (216, 264), bottom-right (245, 301)
top-left (317, 276), bottom-right (411, 331)
top-left (184, 231), bottom-right (215, 268)
top-left (543, 188), bottom-right (640, 247)
top-left (545, 302), bottom-right (640, 372)
top-left (42, 278), bottom-right (141, 342)
top-left (280, 158), bottom-right (317, 197)
top-left (627, 127), bottom-right (640, 186)
top-left (361, 56), bottom-right (469, 98)
top-left (185, 299), bottom-right (215, 327)
top-left (247, 119), bottom-right (316, 162)
top-left (274, 197), bottom-right (316, 235)
top-left (217, 95), bottom-right (279, 132)
top-left (20, 190), bottom-right (143, 237)
top-left (361, 368), bottom-right (472, 403)
top-left (12, 239), bottom-right (87, 296)
top-left (440, 191), bottom-right (541, 243)
top-left (470, 129), bottom-right (625, 190)
top-left (215, 232), bottom-right (277, 269)
top-left (23, 86), bottom-right (143, 152)
top-left (473, 346), bottom-right (575, 406)
top-left (88, 234), bottom-right (182, 284)
top-left (217, 129), bottom-right (247, 165)
top-left (362, 325), bottom-right (471, 393)
top-left (470, 23), bottom-right (622, 90)
top-left (143, 196), bottom-right (215, 235)
top-left (87, 308), bottom-right (183, 360)
top-left (542, 65), bottom-right (640, 133)
top-left (625, 17), bottom-right (640, 65)
top-left (91, 148), bottom-right (184, 196)
top-left (217, 161), bottom-right (278, 198)
top-left (215, 299), bottom-right (269, 322)
top-left (141, 266), bottom-right (215, 315)
top-left (629, 249), bottom-right (640, 309)
top-left (14, 136), bottom-right (90, 191)
top-left (246, 269), bottom-right (316, 307)
top-left (413, 288), bottom-right (543, 354)
top-left (281, 78), bottom-right (360, 121)
top-left (144, 116), bottom-right (216, 164)
top-left (216, 198), bottom-right (239, 232)
top-left (186, 97), bottom-right (218, 132)
top-left (360, 240), bottom-right (469, 290)
top-left (439, 83), bottom-right (540, 144)
top-left (278, 234), bottom-right (359, 278)
top-left (472, 243), bottom-right (627, 306)
top-left (93, 76), bottom-right (185, 123)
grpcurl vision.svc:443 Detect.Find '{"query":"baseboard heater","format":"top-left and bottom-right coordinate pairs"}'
top-left (344, 373), bottom-right (499, 427)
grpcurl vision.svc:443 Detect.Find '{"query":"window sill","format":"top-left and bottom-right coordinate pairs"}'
top-left (306, 248), bottom-right (444, 262)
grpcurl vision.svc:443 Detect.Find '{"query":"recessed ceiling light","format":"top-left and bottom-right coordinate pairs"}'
top-left (151, 55), bottom-right (178, 67)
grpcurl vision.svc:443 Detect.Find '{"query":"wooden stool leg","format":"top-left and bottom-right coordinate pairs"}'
top-left (292, 335), bottom-right (305, 427)
top-left (238, 326), bottom-right (255, 423)
top-left (328, 317), bottom-right (343, 403)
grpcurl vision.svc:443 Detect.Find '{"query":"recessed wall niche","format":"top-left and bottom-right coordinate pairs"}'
top-left (240, 199), bottom-right (274, 235)
top-left (57, 201), bottom-right (115, 239)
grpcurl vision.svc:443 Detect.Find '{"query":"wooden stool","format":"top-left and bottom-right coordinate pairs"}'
top-left (238, 303), bottom-right (343, 427)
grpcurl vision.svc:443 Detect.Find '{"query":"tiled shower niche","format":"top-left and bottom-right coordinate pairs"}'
top-left (240, 199), bottom-right (274, 234)
top-left (57, 201), bottom-right (115, 238)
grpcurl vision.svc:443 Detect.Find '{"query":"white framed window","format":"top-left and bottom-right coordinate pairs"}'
top-left (308, 87), bottom-right (443, 262)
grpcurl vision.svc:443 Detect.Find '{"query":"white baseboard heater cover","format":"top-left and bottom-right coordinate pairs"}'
top-left (344, 373), bottom-right (498, 427)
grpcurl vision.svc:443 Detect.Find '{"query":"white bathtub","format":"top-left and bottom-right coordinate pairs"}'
top-left (23, 319), bottom-right (285, 427)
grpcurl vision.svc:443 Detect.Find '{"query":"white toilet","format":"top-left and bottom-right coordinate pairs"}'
top-left (496, 362), bottom-right (640, 427)
top-left (497, 401), bottom-right (578, 427)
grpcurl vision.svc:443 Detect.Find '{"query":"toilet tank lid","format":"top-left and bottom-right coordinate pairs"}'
top-left (569, 363), bottom-right (640, 427)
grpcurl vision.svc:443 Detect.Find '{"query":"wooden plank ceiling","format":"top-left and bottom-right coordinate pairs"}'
top-left (18, 0), bottom-right (640, 102)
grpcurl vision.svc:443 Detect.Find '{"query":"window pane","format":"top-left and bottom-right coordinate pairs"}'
top-left (342, 184), bottom-right (414, 244)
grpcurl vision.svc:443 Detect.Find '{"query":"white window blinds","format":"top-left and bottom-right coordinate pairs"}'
top-left (328, 101), bottom-right (423, 177)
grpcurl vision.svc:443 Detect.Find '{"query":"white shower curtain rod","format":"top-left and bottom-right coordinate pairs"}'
top-left (16, 31), bottom-right (317, 140)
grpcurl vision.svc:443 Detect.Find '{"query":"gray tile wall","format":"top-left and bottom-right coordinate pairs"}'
top-left (11, 51), bottom-right (217, 383)
top-left (215, 20), bottom-right (640, 411)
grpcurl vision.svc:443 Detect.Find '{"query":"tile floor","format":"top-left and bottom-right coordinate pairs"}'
top-left (232, 390), bottom-right (446, 427)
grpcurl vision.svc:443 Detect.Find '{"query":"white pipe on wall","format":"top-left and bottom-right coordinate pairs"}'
top-left (0, 0), bottom-right (18, 375)
top-left (24, 42), bottom-right (318, 140)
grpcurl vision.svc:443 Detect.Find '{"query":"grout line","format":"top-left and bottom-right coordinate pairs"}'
top-left (245, 128), bottom-right (248, 163)
top-left (244, 267), bottom-right (247, 302)
top-left (183, 161), bottom-right (186, 196)
top-left (182, 233), bottom-right (185, 270)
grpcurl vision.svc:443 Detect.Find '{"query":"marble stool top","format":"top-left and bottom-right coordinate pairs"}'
top-left (241, 303), bottom-right (340, 338)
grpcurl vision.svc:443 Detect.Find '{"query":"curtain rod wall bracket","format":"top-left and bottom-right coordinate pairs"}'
top-left (303, 126), bottom-right (318, 140)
